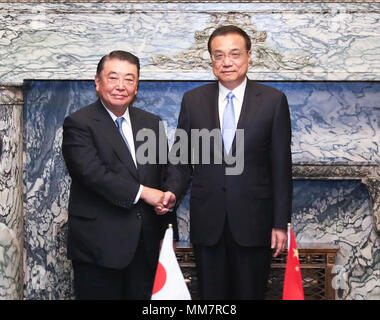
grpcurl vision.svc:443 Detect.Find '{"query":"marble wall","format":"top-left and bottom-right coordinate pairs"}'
top-left (0, 87), bottom-right (24, 299)
top-left (0, 2), bottom-right (379, 82)
top-left (22, 80), bottom-right (380, 300)
top-left (0, 0), bottom-right (379, 300)
top-left (292, 180), bottom-right (379, 300)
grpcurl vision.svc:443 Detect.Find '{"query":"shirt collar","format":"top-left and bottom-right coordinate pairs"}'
top-left (100, 100), bottom-right (131, 125)
top-left (218, 77), bottom-right (247, 103)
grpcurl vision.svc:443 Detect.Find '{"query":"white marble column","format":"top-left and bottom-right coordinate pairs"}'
top-left (0, 86), bottom-right (24, 299)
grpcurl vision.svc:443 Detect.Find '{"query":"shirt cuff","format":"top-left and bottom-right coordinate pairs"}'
top-left (134, 185), bottom-right (143, 204)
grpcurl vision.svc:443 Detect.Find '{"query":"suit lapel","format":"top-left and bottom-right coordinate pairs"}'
top-left (129, 106), bottom-right (154, 184)
top-left (92, 100), bottom-right (139, 180)
top-left (209, 83), bottom-right (220, 130)
top-left (236, 79), bottom-right (262, 129)
top-left (231, 79), bottom-right (262, 154)
top-left (129, 106), bottom-right (145, 170)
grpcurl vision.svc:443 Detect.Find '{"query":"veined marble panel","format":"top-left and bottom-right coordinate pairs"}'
top-left (0, 87), bottom-right (24, 299)
top-left (23, 80), bottom-right (379, 299)
top-left (268, 82), bottom-right (380, 165)
top-left (292, 180), bottom-right (379, 300)
top-left (22, 81), bottom-right (96, 299)
top-left (293, 164), bottom-right (380, 232)
top-left (0, 2), bottom-right (379, 84)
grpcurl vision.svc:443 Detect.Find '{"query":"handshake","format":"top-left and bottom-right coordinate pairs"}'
top-left (140, 186), bottom-right (176, 215)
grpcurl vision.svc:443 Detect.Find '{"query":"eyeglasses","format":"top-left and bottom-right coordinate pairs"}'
top-left (211, 50), bottom-right (249, 63)
top-left (107, 76), bottom-right (137, 86)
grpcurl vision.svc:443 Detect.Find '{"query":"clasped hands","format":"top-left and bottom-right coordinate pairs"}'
top-left (140, 186), bottom-right (176, 215)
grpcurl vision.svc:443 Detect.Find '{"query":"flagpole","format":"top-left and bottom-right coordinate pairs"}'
top-left (287, 222), bottom-right (291, 251)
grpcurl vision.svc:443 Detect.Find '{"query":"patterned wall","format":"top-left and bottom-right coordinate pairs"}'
top-left (21, 80), bottom-right (380, 299)
top-left (0, 1), bottom-right (379, 300)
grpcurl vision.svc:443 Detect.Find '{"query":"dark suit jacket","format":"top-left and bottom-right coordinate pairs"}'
top-left (62, 99), bottom-right (171, 270)
top-left (164, 79), bottom-right (292, 247)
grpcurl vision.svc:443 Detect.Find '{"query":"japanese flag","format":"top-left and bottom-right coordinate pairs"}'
top-left (151, 225), bottom-right (191, 300)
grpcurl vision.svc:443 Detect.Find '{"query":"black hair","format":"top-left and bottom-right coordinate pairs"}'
top-left (96, 50), bottom-right (140, 77)
top-left (207, 25), bottom-right (251, 53)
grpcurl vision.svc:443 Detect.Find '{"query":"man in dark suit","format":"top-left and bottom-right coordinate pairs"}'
top-left (160, 26), bottom-right (293, 299)
top-left (62, 51), bottom-right (173, 299)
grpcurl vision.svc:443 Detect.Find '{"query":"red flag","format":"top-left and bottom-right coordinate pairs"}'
top-left (283, 227), bottom-right (304, 300)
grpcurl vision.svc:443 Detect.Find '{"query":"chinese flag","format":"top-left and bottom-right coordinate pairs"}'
top-left (283, 228), bottom-right (304, 300)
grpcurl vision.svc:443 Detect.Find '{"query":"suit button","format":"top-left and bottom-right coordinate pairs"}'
top-left (222, 187), bottom-right (226, 192)
top-left (136, 212), bottom-right (142, 219)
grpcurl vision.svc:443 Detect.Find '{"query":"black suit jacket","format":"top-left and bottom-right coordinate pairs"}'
top-left (62, 100), bottom-right (171, 270)
top-left (165, 79), bottom-right (292, 247)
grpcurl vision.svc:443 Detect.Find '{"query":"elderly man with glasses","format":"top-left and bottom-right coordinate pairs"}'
top-left (161, 25), bottom-right (293, 300)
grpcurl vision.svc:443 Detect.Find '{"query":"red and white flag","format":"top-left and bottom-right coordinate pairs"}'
top-left (283, 225), bottom-right (304, 300)
top-left (151, 225), bottom-right (191, 300)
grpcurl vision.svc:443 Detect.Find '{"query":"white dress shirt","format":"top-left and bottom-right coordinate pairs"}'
top-left (101, 101), bottom-right (143, 204)
top-left (218, 77), bottom-right (247, 131)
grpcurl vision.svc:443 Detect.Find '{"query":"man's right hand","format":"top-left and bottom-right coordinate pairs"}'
top-left (140, 186), bottom-right (165, 208)
top-left (155, 191), bottom-right (176, 215)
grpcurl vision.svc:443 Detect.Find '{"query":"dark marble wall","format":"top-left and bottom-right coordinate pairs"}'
top-left (22, 80), bottom-right (379, 299)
